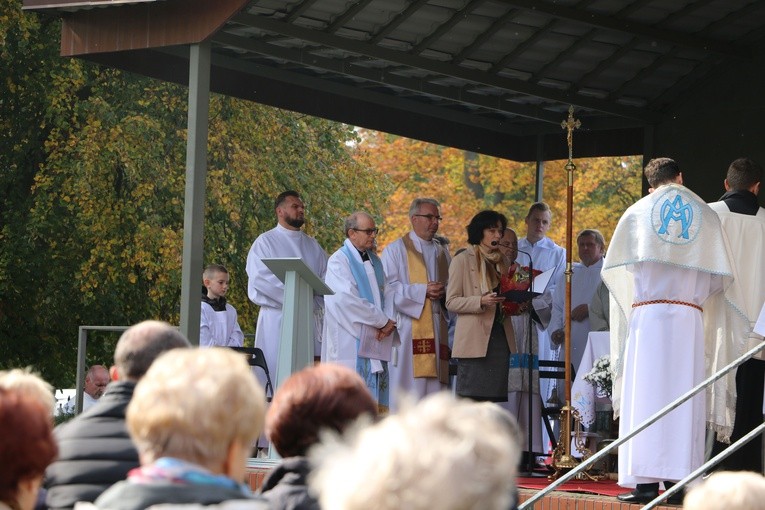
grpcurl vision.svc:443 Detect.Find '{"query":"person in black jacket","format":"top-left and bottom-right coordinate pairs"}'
top-left (45, 321), bottom-right (190, 510)
top-left (260, 364), bottom-right (378, 510)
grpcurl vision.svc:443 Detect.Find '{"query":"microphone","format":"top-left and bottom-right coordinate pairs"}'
top-left (516, 247), bottom-right (533, 263)
top-left (490, 240), bottom-right (498, 246)
top-left (515, 248), bottom-right (534, 291)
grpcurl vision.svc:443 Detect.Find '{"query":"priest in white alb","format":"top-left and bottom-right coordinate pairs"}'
top-left (382, 198), bottom-right (451, 411)
top-left (246, 190), bottom-right (328, 390)
top-left (603, 158), bottom-right (746, 505)
top-left (549, 229), bottom-right (605, 374)
top-left (322, 211), bottom-right (398, 413)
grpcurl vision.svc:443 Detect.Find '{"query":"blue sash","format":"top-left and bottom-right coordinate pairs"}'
top-left (340, 242), bottom-right (389, 413)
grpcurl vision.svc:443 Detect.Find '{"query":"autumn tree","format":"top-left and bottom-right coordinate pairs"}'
top-left (358, 129), bottom-right (642, 253)
top-left (0, 1), bottom-right (390, 387)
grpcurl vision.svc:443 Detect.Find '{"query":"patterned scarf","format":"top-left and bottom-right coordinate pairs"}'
top-left (127, 457), bottom-right (251, 496)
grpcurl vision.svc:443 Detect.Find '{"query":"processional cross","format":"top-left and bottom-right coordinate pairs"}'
top-left (561, 105), bottom-right (581, 165)
top-left (550, 105), bottom-right (599, 480)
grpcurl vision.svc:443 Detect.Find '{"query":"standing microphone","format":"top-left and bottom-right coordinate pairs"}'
top-left (513, 246), bottom-right (537, 475)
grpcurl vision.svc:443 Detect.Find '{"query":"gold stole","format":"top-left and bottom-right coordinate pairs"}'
top-left (403, 235), bottom-right (450, 384)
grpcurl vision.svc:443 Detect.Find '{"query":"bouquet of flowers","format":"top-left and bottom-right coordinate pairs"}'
top-left (584, 355), bottom-right (613, 399)
top-left (500, 264), bottom-right (541, 316)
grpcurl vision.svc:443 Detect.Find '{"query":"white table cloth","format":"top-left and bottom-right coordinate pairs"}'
top-left (571, 331), bottom-right (611, 427)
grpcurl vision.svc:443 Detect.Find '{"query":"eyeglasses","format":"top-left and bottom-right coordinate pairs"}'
top-left (352, 227), bottom-right (379, 235)
top-left (498, 242), bottom-right (517, 248)
top-left (413, 214), bottom-right (442, 222)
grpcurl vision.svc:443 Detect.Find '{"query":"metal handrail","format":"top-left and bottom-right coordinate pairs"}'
top-left (519, 340), bottom-right (765, 509)
top-left (646, 422), bottom-right (765, 509)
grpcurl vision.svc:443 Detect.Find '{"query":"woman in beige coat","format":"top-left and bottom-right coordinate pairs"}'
top-left (446, 210), bottom-right (516, 401)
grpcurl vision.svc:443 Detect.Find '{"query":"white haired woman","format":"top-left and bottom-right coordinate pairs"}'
top-left (311, 392), bottom-right (521, 510)
top-left (91, 348), bottom-right (269, 510)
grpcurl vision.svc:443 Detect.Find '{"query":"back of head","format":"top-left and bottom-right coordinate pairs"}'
top-left (683, 471), bottom-right (765, 510)
top-left (0, 367), bottom-right (55, 414)
top-left (114, 320), bottom-right (191, 381)
top-left (726, 157), bottom-right (763, 191)
top-left (311, 393), bottom-right (520, 510)
top-left (0, 387), bottom-right (58, 507)
top-left (266, 364), bottom-right (377, 458)
top-left (127, 348), bottom-right (265, 467)
top-left (644, 157), bottom-right (680, 188)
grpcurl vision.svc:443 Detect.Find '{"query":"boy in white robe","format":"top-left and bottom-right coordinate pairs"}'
top-left (200, 264), bottom-right (244, 347)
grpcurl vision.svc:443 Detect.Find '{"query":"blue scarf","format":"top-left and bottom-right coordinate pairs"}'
top-left (340, 240), bottom-right (389, 413)
top-left (340, 241), bottom-right (385, 308)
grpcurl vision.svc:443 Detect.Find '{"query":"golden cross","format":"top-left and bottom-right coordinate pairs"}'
top-left (560, 105), bottom-right (581, 162)
top-left (414, 339), bottom-right (431, 354)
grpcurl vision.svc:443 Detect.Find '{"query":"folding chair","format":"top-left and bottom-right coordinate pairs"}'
top-left (229, 346), bottom-right (274, 402)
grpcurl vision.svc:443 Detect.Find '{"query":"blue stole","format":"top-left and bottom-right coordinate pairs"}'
top-left (340, 242), bottom-right (389, 412)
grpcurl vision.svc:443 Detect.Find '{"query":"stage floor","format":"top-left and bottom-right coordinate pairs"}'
top-left (517, 475), bottom-right (683, 509)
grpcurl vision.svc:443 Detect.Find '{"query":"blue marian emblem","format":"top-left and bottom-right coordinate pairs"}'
top-left (658, 195), bottom-right (693, 239)
top-left (651, 187), bottom-right (702, 245)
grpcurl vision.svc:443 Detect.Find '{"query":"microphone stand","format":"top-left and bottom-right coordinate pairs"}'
top-left (515, 247), bottom-right (541, 477)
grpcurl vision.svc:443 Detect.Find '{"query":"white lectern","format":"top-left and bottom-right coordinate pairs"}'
top-left (262, 258), bottom-right (333, 390)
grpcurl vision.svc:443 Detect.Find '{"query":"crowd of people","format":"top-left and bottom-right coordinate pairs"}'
top-left (2, 156), bottom-right (764, 509)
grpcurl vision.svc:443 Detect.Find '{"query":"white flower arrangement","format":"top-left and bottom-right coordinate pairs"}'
top-left (583, 355), bottom-right (613, 399)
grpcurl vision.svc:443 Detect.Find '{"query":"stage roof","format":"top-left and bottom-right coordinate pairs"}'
top-left (23, 0), bottom-right (765, 162)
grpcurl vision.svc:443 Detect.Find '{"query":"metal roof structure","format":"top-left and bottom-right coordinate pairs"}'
top-left (24, 0), bottom-right (765, 162)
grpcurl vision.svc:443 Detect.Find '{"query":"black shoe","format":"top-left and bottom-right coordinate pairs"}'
top-left (664, 490), bottom-right (684, 505)
top-left (616, 488), bottom-right (659, 504)
top-left (663, 481), bottom-right (684, 505)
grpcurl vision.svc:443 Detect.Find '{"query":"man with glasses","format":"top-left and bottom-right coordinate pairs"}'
top-left (382, 198), bottom-right (451, 411)
top-left (246, 190), bottom-right (329, 379)
top-left (322, 212), bottom-right (397, 413)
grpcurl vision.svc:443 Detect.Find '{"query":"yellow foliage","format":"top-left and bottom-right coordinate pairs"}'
top-left (357, 130), bottom-right (643, 256)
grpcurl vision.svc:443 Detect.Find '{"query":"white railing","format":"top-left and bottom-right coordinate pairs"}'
top-left (519, 340), bottom-right (765, 509)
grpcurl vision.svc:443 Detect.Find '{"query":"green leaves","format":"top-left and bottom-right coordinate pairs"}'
top-left (0, 2), bottom-right (390, 386)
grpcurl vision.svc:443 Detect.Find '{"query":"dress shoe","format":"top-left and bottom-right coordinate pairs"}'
top-left (664, 490), bottom-right (684, 505)
top-left (616, 488), bottom-right (659, 504)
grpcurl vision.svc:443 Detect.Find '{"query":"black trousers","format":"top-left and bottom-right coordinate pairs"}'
top-left (711, 358), bottom-right (765, 472)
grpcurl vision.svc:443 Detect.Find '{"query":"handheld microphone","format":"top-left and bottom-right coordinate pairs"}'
top-left (490, 240), bottom-right (498, 246)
